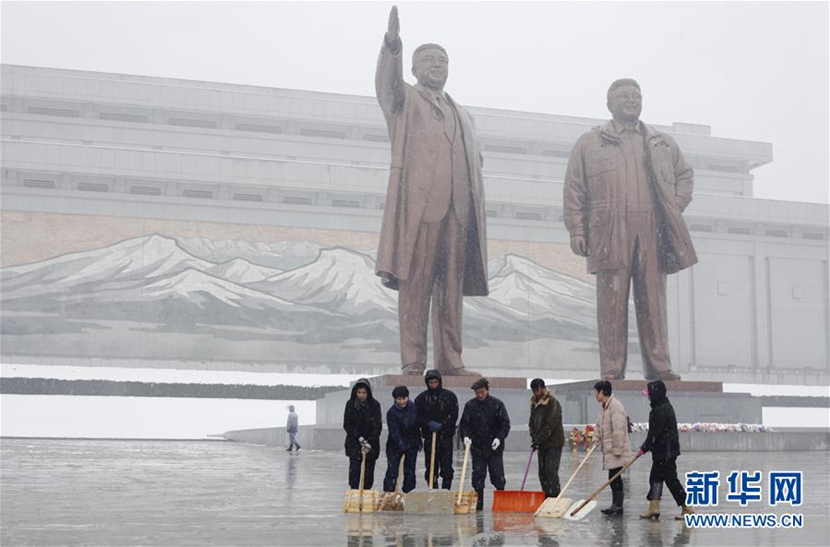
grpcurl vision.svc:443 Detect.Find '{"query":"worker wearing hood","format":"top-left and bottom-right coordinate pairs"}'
top-left (414, 369), bottom-right (459, 489)
top-left (343, 378), bottom-right (383, 489)
top-left (637, 380), bottom-right (693, 521)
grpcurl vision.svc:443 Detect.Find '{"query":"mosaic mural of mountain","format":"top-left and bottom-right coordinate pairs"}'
top-left (0, 234), bottom-right (611, 372)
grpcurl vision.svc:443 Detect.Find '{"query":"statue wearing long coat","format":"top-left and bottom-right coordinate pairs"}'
top-left (374, 37), bottom-right (488, 297)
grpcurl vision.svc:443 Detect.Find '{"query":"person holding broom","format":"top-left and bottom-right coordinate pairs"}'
top-left (343, 378), bottom-right (383, 489)
top-left (415, 369), bottom-right (459, 490)
top-left (591, 380), bottom-right (632, 515)
top-left (459, 377), bottom-right (511, 511)
top-left (528, 378), bottom-right (565, 498)
top-left (383, 385), bottom-right (421, 494)
top-left (637, 379), bottom-right (694, 520)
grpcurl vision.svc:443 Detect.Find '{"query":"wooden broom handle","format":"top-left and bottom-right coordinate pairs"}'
top-left (429, 431), bottom-right (437, 489)
top-left (570, 453), bottom-right (640, 516)
top-left (359, 451), bottom-right (367, 511)
top-left (456, 441), bottom-right (471, 505)
top-left (557, 444), bottom-right (597, 499)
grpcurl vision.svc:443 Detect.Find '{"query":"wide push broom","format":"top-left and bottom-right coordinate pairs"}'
top-left (404, 432), bottom-right (455, 514)
top-left (535, 443), bottom-right (597, 518)
top-left (343, 451), bottom-right (380, 513)
top-left (492, 448), bottom-right (546, 513)
top-left (453, 441), bottom-right (477, 514)
top-left (378, 455), bottom-right (406, 511)
top-left (565, 452), bottom-right (642, 520)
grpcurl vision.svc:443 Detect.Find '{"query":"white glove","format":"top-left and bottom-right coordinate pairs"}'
top-left (463, 437), bottom-right (472, 447)
top-left (491, 438), bottom-right (501, 450)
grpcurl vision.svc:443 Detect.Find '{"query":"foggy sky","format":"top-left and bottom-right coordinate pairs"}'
top-left (1, 1), bottom-right (828, 205)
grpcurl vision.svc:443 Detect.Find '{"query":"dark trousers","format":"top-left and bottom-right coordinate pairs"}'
top-left (348, 455), bottom-right (377, 490)
top-left (398, 213), bottom-right (467, 372)
top-left (287, 432), bottom-right (300, 450)
top-left (423, 436), bottom-right (454, 489)
top-left (608, 466), bottom-right (624, 493)
top-left (537, 447), bottom-right (562, 498)
top-left (471, 451), bottom-right (506, 491)
top-left (383, 448), bottom-right (419, 493)
top-left (647, 457), bottom-right (686, 506)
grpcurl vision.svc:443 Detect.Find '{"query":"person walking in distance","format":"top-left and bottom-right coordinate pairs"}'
top-left (286, 405), bottom-right (301, 452)
top-left (591, 380), bottom-right (632, 515)
top-left (528, 378), bottom-right (565, 498)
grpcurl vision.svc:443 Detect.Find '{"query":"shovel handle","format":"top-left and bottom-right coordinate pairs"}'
top-left (569, 453), bottom-right (641, 517)
top-left (456, 441), bottom-right (470, 505)
top-left (520, 448), bottom-right (536, 491)
top-left (557, 443), bottom-right (597, 500)
top-left (429, 431), bottom-right (437, 490)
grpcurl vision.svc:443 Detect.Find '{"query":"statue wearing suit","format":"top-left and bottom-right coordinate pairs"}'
top-left (374, 7), bottom-right (488, 376)
top-left (564, 79), bottom-right (697, 381)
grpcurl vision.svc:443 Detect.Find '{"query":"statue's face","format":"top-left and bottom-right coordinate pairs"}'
top-left (608, 84), bottom-right (642, 124)
top-left (412, 48), bottom-right (449, 91)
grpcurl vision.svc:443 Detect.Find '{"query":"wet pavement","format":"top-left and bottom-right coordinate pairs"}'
top-left (1, 439), bottom-right (827, 546)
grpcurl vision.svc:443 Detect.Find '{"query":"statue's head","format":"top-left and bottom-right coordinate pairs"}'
top-left (412, 43), bottom-right (449, 91)
top-left (607, 78), bottom-right (642, 124)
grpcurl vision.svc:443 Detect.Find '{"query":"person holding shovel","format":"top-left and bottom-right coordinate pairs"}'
top-left (414, 369), bottom-right (459, 490)
top-left (591, 380), bottom-right (631, 515)
top-left (343, 378), bottom-right (383, 489)
top-left (459, 377), bottom-right (511, 511)
top-left (383, 385), bottom-right (422, 494)
top-left (528, 378), bottom-right (565, 499)
top-left (637, 379), bottom-right (694, 520)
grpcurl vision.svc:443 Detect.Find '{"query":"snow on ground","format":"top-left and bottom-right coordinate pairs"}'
top-left (1, 366), bottom-right (827, 439)
top-left (0, 395), bottom-right (316, 439)
top-left (0, 364), bottom-right (355, 387)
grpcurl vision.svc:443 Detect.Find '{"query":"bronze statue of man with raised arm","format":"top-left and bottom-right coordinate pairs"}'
top-left (375, 6), bottom-right (488, 377)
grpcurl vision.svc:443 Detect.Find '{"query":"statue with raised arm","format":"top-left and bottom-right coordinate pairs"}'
top-left (563, 78), bottom-right (698, 381)
top-left (375, 6), bottom-right (488, 377)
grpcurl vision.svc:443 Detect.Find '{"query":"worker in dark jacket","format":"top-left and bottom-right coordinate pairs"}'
top-left (383, 385), bottom-right (422, 493)
top-left (637, 379), bottom-right (694, 520)
top-left (414, 369), bottom-right (459, 489)
top-left (343, 378), bottom-right (383, 489)
top-left (459, 377), bottom-right (511, 510)
top-left (528, 378), bottom-right (565, 498)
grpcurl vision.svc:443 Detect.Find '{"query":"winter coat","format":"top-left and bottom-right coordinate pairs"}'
top-left (563, 120), bottom-right (698, 274)
top-left (286, 411), bottom-right (299, 434)
top-left (414, 370), bottom-right (459, 441)
top-left (374, 35), bottom-right (488, 295)
top-left (528, 389), bottom-right (565, 450)
top-left (595, 395), bottom-right (632, 469)
top-left (386, 400), bottom-right (422, 454)
top-left (459, 394), bottom-right (511, 456)
top-left (343, 378), bottom-right (382, 460)
top-left (640, 397), bottom-right (681, 461)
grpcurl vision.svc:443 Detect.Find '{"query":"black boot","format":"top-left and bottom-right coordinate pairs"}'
top-left (601, 491), bottom-right (624, 515)
top-left (475, 489), bottom-right (484, 511)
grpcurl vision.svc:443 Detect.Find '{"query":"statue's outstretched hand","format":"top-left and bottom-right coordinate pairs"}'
top-left (386, 5), bottom-right (400, 43)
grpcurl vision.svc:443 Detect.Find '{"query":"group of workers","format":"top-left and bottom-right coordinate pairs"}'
top-left (341, 373), bottom-right (694, 519)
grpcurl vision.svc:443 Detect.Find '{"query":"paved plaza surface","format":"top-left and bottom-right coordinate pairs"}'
top-left (1, 439), bottom-right (827, 546)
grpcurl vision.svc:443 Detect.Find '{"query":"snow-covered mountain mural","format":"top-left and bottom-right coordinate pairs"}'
top-left (0, 234), bottom-right (612, 372)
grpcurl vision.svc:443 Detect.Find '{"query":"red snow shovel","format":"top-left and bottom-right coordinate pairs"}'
top-left (565, 452), bottom-right (642, 520)
top-left (492, 448), bottom-right (546, 513)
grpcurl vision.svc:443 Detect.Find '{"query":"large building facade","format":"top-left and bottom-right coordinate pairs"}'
top-left (1, 64), bottom-right (827, 383)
